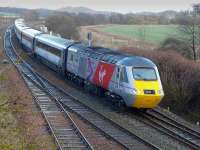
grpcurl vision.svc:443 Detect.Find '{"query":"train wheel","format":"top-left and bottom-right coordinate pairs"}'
top-left (113, 99), bottom-right (126, 112)
top-left (140, 108), bottom-right (148, 113)
top-left (96, 87), bottom-right (105, 97)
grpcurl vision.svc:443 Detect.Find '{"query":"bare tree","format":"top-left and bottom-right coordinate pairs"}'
top-left (45, 15), bottom-right (78, 39)
top-left (179, 12), bottom-right (200, 61)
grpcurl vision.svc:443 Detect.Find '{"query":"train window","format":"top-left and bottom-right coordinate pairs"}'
top-left (120, 67), bottom-right (128, 83)
top-left (133, 68), bottom-right (157, 81)
top-left (75, 56), bottom-right (78, 62)
top-left (116, 67), bottom-right (120, 79)
top-left (37, 41), bottom-right (61, 57)
top-left (23, 34), bottom-right (32, 43)
top-left (70, 54), bottom-right (73, 61)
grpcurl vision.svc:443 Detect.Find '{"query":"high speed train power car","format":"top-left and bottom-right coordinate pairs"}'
top-left (14, 19), bottom-right (164, 109)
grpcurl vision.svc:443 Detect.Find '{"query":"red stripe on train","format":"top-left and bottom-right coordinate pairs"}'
top-left (92, 62), bottom-right (115, 89)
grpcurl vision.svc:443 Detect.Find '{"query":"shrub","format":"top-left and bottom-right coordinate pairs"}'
top-left (0, 74), bottom-right (6, 81)
top-left (160, 38), bottom-right (192, 59)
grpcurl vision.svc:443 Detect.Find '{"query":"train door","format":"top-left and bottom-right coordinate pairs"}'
top-left (115, 66), bottom-right (121, 90)
top-left (119, 67), bottom-right (129, 93)
top-left (116, 66), bottom-right (128, 94)
top-left (32, 38), bottom-right (36, 52)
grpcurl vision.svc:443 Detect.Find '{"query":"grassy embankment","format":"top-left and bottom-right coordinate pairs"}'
top-left (0, 24), bottom-right (56, 149)
top-left (80, 24), bottom-right (184, 50)
top-left (99, 24), bottom-right (180, 44)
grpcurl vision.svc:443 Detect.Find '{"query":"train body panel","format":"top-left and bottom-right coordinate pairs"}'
top-left (15, 27), bottom-right (21, 40)
top-left (21, 28), bottom-right (42, 52)
top-left (66, 45), bottom-right (116, 90)
top-left (35, 47), bottom-right (61, 66)
top-left (66, 45), bottom-right (99, 81)
top-left (14, 18), bottom-right (164, 109)
top-left (85, 58), bottom-right (98, 81)
top-left (21, 38), bottom-right (32, 50)
top-left (108, 66), bottom-right (136, 107)
top-left (35, 34), bottom-right (74, 71)
top-left (67, 46), bottom-right (80, 75)
top-left (14, 19), bottom-right (29, 42)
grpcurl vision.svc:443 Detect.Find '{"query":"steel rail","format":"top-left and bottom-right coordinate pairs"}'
top-left (4, 27), bottom-right (94, 150)
top-left (151, 108), bottom-right (200, 137)
top-left (138, 111), bottom-right (200, 150)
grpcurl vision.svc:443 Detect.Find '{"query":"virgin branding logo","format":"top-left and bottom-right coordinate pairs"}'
top-left (93, 62), bottom-right (115, 89)
top-left (99, 66), bottom-right (106, 85)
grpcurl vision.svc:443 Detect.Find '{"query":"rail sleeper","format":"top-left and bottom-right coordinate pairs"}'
top-left (23, 76), bottom-right (91, 150)
top-left (4, 28), bottom-right (93, 150)
top-left (38, 75), bottom-right (159, 150)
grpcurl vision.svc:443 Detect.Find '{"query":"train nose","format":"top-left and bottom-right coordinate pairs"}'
top-left (133, 93), bottom-right (163, 108)
top-left (132, 80), bottom-right (164, 108)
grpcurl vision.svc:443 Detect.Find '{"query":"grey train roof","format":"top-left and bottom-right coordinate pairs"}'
top-left (70, 44), bottom-right (128, 64)
top-left (22, 28), bottom-right (42, 38)
top-left (36, 34), bottom-right (74, 49)
top-left (16, 25), bottom-right (30, 32)
top-left (117, 56), bottom-right (156, 67)
top-left (71, 44), bottom-right (155, 67)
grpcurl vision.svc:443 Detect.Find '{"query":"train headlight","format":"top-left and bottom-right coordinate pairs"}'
top-left (133, 88), bottom-right (142, 95)
top-left (133, 88), bottom-right (137, 94)
top-left (158, 89), bottom-right (164, 95)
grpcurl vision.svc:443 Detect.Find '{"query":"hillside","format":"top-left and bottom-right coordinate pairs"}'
top-left (58, 6), bottom-right (111, 15)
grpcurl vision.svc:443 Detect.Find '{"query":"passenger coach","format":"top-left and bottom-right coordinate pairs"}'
top-left (21, 28), bottom-right (42, 52)
top-left (34, 34), bottom-right (74, 73)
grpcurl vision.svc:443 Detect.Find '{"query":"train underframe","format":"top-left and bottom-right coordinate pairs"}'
top-left (65, 70), bottom-right (126, 108)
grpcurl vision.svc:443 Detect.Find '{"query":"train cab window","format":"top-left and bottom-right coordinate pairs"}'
top-left (116, 67), bottom-right (120, 79)
top-left (75, 56), bottom-right (78, 62)
top-left (70, 54), bottom-right (74, 61)
top-left (120, 67), bottom-right (128, 83)
top-left (133, 68), bottom-right (157, 81)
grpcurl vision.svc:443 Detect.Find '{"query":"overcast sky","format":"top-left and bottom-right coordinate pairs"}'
top-left (0, 0), bottom-right (199, 13)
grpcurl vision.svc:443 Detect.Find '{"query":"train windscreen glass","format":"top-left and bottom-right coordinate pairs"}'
top-left (132, 68), bottom-right (157, 81)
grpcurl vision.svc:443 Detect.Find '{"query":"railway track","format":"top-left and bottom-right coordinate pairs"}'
top-left (23, 75), bottom-right (93, 150)
top-left (136, 109), bottom-right (200, 150)
top-left (4, 26), bottom-right (161, 149)
top-left (35, 71), bottom-right (160, 150)
top-left (4, 26), bottom-right (93, 150)
top-left (148, 109), bottom-right (200, 149)
top-left (151, 108), bottom-right (200, 137)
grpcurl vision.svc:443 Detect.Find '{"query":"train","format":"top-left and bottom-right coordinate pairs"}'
top-left (14, 19), bottom-right (164, 109)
